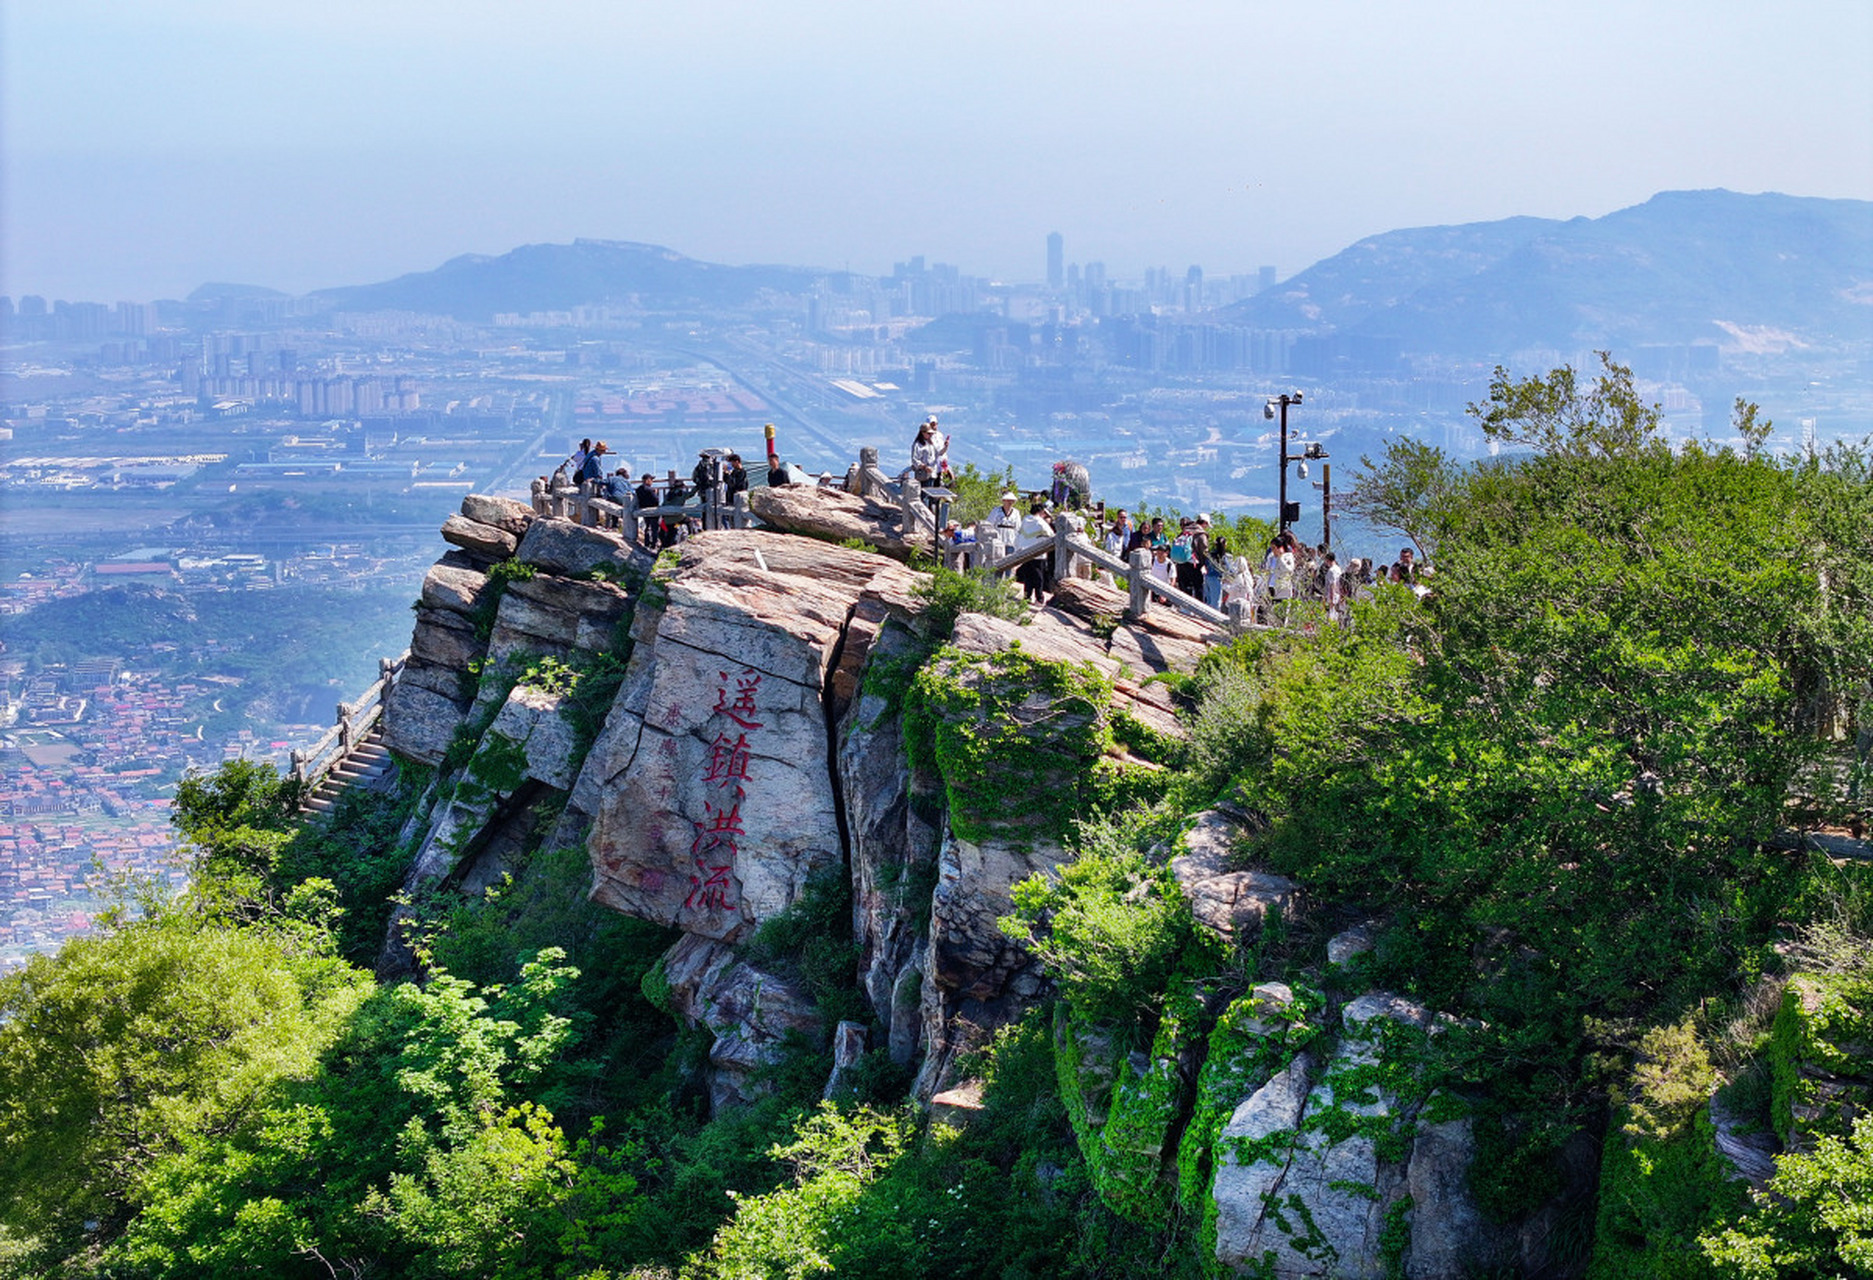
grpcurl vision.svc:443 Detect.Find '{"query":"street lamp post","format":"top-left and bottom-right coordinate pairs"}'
top-left (1265, 392), bottom-right (1303, 533)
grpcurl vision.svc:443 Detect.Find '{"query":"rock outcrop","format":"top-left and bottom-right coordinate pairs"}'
top-left (375, 494), bottom-right (1580, 1276)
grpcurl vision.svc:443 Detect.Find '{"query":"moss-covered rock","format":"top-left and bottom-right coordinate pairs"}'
top-left (1770, 973), bottom-right (1873, 1149)
top-left (1587, 1019), bottom-right (1743, 1280)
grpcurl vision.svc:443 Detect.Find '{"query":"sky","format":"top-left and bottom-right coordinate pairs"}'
top-left (4, 0), bottom-right (1871, 302)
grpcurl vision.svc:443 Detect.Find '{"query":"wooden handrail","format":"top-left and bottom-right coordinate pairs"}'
top-left (291, 651), bottom-right (408, 796)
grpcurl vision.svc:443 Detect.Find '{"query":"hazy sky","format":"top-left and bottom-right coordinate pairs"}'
top-left (5, 0), bottom-right (1871, 302)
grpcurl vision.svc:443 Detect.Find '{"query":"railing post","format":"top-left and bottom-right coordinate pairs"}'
top-left (379, 656), bottom-right (396, 683)
top-left (731, 492), bottom-right (749, 529)
top-left (1127, 549), bottom-right (1150, 619)
top-left (900, 473), bottom-right (921, 535)
top-left (858, 447), bottom-right (880, 497)
top-left (337, 700), bottom-right (355, 754)
top-left (290, 748), bottom-right (307, 785)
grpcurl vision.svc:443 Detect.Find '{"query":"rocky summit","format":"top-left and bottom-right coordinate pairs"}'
top-left (372, 490), bottom-right (1624, 1277)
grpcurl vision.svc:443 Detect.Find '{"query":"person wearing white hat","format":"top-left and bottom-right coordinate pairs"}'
top-left (991, 491), bottom-right (1021, 559)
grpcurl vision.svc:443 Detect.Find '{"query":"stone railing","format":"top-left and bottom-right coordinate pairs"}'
top-left (956, 521), bottom-right (1252, 637)
top-left (525, 447), bottom-right (1282, 636)
top-left (533, 469), bottom-right (760, 542)
top-left (289, 652), bottom-right (407, 792)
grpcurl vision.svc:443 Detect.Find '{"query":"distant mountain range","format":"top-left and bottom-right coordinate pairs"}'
top-left (305, 239), bottom-right (846, 318)
top-left (1221, 190), bottom-right (1873, 356)
top-left (292, 191), bottom-right (1872, 359)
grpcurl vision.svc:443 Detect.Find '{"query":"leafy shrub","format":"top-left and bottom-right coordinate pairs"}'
top-left (910, 564), bottom-right (1029, 639)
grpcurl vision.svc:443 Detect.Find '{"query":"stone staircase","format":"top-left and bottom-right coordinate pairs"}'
top-left (303, 727), bottom-right (394, 815)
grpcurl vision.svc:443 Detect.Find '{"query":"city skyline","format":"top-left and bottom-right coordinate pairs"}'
top-left (4, 0), bottom-right (1871, 301)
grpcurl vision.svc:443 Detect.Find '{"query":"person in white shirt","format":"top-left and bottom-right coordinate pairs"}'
top-left (1322, 551), bottom-right (1346, 624)
top-left (1148, 545), bottom-right (1176, 591)
top-left (1013, 499), bottom-right (1055, 601)
top-left (1221, 539), bottom-right (1255, 607)
top-left (990, 492), bottom-right (1021, 559)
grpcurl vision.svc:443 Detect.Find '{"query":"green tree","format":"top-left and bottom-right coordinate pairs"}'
top-left (1700, 1113), bottom-right (1873, 1279)
top-left (0, 917), bottom-right (370, 1255)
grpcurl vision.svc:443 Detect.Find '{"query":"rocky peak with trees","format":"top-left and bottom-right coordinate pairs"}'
top-left (2, 356), bottom-right (1870, 1279)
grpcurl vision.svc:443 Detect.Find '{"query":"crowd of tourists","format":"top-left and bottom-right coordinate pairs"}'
top-left (908, 420), bottom-right (1430, 623)
top-left (528, 424), bottom-right (1431, 625)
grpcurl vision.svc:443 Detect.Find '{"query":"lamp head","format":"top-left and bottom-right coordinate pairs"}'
top-left (1263, 402), bottom-right (1276, 421)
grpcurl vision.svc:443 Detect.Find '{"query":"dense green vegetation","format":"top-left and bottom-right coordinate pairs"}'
top-left (1, 357), bottom-right (1869, 1277)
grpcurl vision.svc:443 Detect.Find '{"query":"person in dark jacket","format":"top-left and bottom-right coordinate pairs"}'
top-left (723, 454), bottom-right (749, 501)
top-left (633, 474), bottom-right (660, 544)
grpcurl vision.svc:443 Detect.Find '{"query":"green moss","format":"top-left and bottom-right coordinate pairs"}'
top-left (1176, 981), bottom-right (1323, 1214)
top-left (1770, 973), bottom-right (1873, 1145)
top-left (1093, 992), bottom-right (1198, 1221)
top-left (1586, 1020), bottom-right (1742, 1280)
top-left (466, 729), bottom-right (529, 797)
top-left (903, 647), bottom-right (1120, 847)
top-left (1378, 1199), bottom-right (1412, 1280)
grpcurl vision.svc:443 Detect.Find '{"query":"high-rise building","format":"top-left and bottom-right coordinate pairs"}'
top-left (1046, 232), bottom-right (1064, 290)
top-left (1258, 265), bottom-right (1277, 293)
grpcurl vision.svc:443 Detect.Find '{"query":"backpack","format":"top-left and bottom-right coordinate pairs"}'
top-left (1168, 538), bottom-right (1192, 564)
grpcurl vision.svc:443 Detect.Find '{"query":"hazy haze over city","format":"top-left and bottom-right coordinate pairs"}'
top-left (5, 0), bottom-right (1872, 300)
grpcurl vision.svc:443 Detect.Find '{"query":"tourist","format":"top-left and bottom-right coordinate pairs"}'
top-left (1170, 520), bottom-right (1202, 598)
top-left (990, 491), bottom-right (1021, 558)
top-left (1264, 533), bottom-right (1296, 621)
top-left (1221, 537), bottom-right (1255, 608)
top-left (1104, 510), bottom-right (1133, 559)
top-left (570, 438), bottom-right (593, 475)
top-left (724, 454), bottom-right (749, 501)
top-left (1013, 498), bottom-right (1054, 601)
top-left (910, 418), bottom-right (949, 485)
top-left (1201, 529), bottom-right (1225, 609)
top-left (633, 474), bottom-right (660, 543)
top-left (1148, 545), bottom-right (1175, 591)
top-left (577, 441), bottom-right (610, 485)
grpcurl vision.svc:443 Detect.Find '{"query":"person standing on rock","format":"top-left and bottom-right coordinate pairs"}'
top-left (1104, 509), bottom-right (1133, 559)
top-left (724, 454), bottom-right (749, 502)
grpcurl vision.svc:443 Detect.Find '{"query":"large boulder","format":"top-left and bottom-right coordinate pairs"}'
top-left (420, 560), bottom-right (492, 615)
top-left (440, 512), bottom-right (518, 561)
top-left (409, 606), bottom-right (482, 670)
top-left (461, 493), bottom-right (537, 537)
top-left (516, 519), bottom-right (634, 577)
top-left (402, 683), bottom-right (581, 886)
top-left (578, 532), bottom-right (924, 942)
top-left (661, 932), bottom-right (822, 1113)
top-left (479, 573), bottom-right (633, 689)
top-left (745, 484), bottom-right (924, 560)
top-left (838, 613), bottom-right (940, 1057)
top-left (1170, 810), bottom-right (1300, 945)
top-left (1213, 994), bottom-right (1437, 1279)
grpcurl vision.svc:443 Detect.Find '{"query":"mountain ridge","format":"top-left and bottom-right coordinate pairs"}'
top-left (1223, 188), bottom-right (1873, 355)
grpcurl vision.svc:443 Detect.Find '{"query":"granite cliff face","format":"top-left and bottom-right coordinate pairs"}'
top-left (380, 491), bottom-right (1595, 1277)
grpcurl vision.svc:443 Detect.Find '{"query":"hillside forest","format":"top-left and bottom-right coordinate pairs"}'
top-left (2, 356), bottom-right (1871, 1279)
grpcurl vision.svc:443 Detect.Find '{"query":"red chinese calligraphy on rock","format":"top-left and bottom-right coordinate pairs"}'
top-left (712, 669), bottom-right (764, 730)
top-left (684, 798), bottom-right (745, 911)
top-left (685, 668), bottom-right (763, 916)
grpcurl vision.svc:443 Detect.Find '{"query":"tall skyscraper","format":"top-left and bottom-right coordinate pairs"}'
top-left (1046, 232), bottom-right (1064, 290)
top-left (1258, 265), bottom-right (1278, 293)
